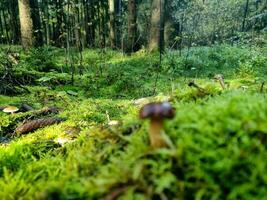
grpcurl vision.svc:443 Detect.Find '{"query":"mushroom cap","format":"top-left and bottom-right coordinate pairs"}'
top-left (3, 106), bottom-right (19, 113)
top-left (108, 120), bottom-right (120, 126)
top-left (139, 102), bottom-right (175, 120)
top-left (214, 74), bottom-right (224, 80)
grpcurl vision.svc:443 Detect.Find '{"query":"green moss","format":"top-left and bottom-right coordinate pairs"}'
top-left (0, 45), bottom-right (267, 199)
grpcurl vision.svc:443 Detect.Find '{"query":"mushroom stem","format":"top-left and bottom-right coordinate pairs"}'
top-left (149, 119), bottom-right (166, 148)
top-left (218, 78), bottom-right (225, 90)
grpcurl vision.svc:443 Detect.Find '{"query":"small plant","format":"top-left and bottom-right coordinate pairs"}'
top-left (24, 47), bottom-right (58, 72)
top-left (188, 80), bottom-right (206, 93)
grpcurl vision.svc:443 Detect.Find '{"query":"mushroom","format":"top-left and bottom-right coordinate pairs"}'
top-left (241, 85), bottom-right (249, 91)
top-left (139, 102), bottom-right (175, 148)
top-left (106, 110), bottom-right (120, 127)
top-left (2, 106), bottom-right (19, 114)
top-left (214, 74), bottom-right (226, 90)
top-left (108, 120), bottom-right (120, 126)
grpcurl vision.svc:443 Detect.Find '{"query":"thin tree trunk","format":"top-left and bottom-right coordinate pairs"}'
top-left (84, 0), bottom-right (90, 47)
top-left (9, 0), bottom-right (20, 44)
top-left (127, 0), bottom-right (137, 53)
top-left (43, 0), bottom-right (50, 45)
top-left (108, 0), bottom-right (116, 49)
top-left (74, 1), bottom-right (82, 51)
top-left (2, 10), bottom-right (10, 44)
top-left (115, 0), bottom-right (122, 49)
top-left (149, 0), bottom-right (165, 52)
top-left (18, 0), bottom-right (34, 48)
top-left (87, 0), bottom-right (96, 47)
top-left (242, 0), bottom-right (250, 31)
top-left (0, 14), bottom-right (4, 44)
top-left (30, 0), bottom-right (43, 46)
top-left (54, 0), bottom-right (64, 46)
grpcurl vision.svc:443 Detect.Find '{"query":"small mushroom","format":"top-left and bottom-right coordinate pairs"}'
top-left (241, 85), bottom-right (249, 91)
top-left (2, 106), bottom-right (19, 114)
top-left (214, 74), bottom-right (226, 90)
top-left (108, 120), bottom-right (120, 127)
top-left (139, 102), bottom-right (175, 148)
top-left (106, 110), bottom-right (121, 127)
top-left (55, 137), bottom-right (71, 146)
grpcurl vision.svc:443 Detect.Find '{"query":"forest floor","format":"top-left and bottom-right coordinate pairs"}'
top-left (0, 44), bottom-right (267, 199)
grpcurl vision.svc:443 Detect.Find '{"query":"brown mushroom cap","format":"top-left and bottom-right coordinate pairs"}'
top-left (3, 106), bottom-right (19, 113)
top-left (214, 74), bottom-right (224, 80)
top-left (139, 102), bottom-right (175, 120)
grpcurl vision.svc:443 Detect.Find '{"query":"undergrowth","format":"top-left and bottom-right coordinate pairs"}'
top-left (0, 44), bottom-right (267, 199)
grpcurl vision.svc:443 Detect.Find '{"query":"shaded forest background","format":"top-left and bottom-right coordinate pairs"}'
top-left (0, 0), bottom-right (266, 52)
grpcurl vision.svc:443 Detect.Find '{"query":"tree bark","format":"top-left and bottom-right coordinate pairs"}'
top-left (9, 0), bottom-right (20, 44)
top-left (43, 0), bottom-right (50, 45)
top-left (30, 0), bottom-right (43, 46)
top-left (18, 0), bottom-right (34, 48)
top-left (87, 0), bottom-right (96, 47)
top-left (127, 0), bottom-right (137, 53)
top-left (74, 0), bottom-right (82, 51)
top-left (1, 10), bottom-right (10, 44)
top-left (108, 0), bottom-right (116, 49)
top-left (53, 0), bottom-right (64, 46)
top-left (0, 13), bottom-right (4, 44)
top-left (149, 0), bottom-right (165, 52)
top-left (242, 0), bottom-right (250, 31)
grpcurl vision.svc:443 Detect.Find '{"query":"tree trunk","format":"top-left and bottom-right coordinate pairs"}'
top-left (74, 1), bottom-right (82, 51)
top-left (43, 0), bottom-right (50, 45)
top-left (108, 0), bottom-right (116, 49)
top-left (55, 0), bottom-right (64, 47)
top-left (84, 0), bottom-right (92, 47)
top-left (149, 0), bottom-right (165, 52)
top-left (30, 0), bottom-right (43, 46)
top-left (18, 0), bottom-right (34, 48)
top-left (115, 0), bottom-right (122, 49)
top-left (87, 0), bottom-right (96, 47)
top-left (1, 10), bottom-right (10, 44)
top-left (127, 0), bottom-right (137, 53)
top-left (0, 13), bottom-right (4, 44)
top-left (164, 0), bottom-right (178, 49)
top-left (9, 0), bottom-right (20, 44)
top-left (97, 1), bottom-right (106, 48)
top-left (242, 0), bottom-right (250, 31)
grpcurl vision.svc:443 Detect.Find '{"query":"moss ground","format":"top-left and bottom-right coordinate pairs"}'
top-left (0, 45), bottom-right (267, 199)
